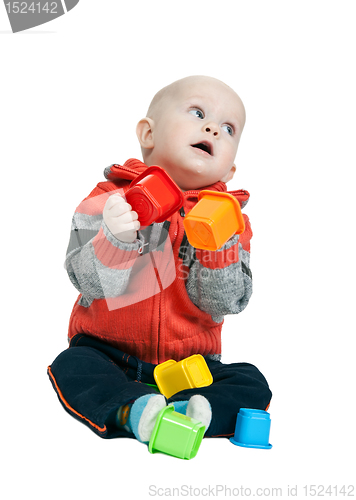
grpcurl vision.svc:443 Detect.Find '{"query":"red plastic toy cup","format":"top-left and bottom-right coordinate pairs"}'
top-left (125, 166), bottom-right (184, 227)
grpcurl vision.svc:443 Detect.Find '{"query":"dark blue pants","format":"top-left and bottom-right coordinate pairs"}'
top-left (48, 334), bottom-right (272, 439)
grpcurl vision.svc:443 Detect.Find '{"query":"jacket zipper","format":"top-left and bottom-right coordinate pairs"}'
top-left (172, 190), bottom-right (200, 241)
top-left (110, 164), bottom-right (141, 176)
top-left (156, 194), bottom-right (198, 362)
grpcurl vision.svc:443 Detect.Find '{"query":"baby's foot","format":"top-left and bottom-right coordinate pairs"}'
top-left (117, 394), bottom-right (166, 443)
top-left (186, 395), bottom-right (212, 430)
top-left (173, 395), bottom-right (212, 432)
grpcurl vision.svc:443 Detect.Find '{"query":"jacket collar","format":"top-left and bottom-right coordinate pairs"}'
top-left (104, 159), bottom-right (250, 209)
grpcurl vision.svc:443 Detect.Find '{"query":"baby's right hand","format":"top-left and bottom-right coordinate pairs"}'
top-left (103, 194), bottom-right (140, 243)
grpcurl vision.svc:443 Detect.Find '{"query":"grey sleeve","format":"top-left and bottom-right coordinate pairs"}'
top-left (185, 235), bottom-right (253, 321)
top-left (65, 212), bottom-right (144, 300)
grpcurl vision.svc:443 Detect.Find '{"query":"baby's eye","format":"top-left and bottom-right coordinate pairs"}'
top-left (189, 108), bottom-right (204, 119)
top-left (222, 124), bottom-right (234, 136)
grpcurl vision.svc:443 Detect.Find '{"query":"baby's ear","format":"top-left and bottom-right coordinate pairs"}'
top-left (220, 164), bottom-right (236, 183)
top-left (136, 117), bottom-right (155, 149)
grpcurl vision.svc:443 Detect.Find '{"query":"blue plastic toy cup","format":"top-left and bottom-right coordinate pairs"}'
top-left (230, 409), bottom-right (272, 449)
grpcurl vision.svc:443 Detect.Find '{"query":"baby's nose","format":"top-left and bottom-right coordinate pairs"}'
top-left (204, 122), bottom-right (220, 137)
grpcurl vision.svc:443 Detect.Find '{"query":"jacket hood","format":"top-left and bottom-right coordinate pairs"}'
top-left (104, 158), bottom-right (250, 209)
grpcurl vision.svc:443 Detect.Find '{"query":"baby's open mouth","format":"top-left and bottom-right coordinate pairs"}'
top-left (191, 141), bottom-right (213, 156)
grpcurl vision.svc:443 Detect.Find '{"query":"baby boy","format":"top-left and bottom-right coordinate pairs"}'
top-left (48, 75), bottom-right (272, 444)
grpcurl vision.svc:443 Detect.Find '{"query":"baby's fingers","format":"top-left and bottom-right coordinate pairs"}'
top-left (107, 198), bottom-right (132, 218)
top-left (113, 220), bottom-right (140, 241)
top-left (118, 210), bottom-right (139, 225)
top-left (105, 193), bottom-right (125, 210)
top-left (121, 220), bottom-right (140, 232)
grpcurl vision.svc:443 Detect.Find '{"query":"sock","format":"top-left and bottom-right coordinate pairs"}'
top-left (173, 395), bottom-right (212, 433)
top-left (119, 394), bottom-right (166, 444)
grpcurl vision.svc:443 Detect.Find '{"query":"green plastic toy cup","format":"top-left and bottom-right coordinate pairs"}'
top-left (144, 383), bottom-right (160, 393)
top-left (148, 405), bottom-right (205, 459)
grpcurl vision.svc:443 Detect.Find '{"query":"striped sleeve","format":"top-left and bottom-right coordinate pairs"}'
top-left (65, 188), bottom-right (143, 301)
top-left (185, 215), bottom-right (253, 319)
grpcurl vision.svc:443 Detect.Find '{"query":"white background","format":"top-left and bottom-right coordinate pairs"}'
top-left (1, 1), bottom-right (355, 499)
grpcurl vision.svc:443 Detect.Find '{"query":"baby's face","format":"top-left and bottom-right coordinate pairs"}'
top-left (143, 78), bottom-right (245, 191)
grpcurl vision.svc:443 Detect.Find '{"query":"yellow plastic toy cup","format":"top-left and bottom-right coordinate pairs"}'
top-left (183, 190), bottom-right (245, 251)
top-left (154, 354), bottom-right (213, 399)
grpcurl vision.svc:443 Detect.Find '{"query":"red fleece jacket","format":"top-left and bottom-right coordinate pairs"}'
top-left (66, 159), bottom-right (252, 364)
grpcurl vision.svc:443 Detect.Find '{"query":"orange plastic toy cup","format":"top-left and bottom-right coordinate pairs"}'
top-left (183, 190), bottom-right (245, 251)
top-left (125, 166), bottom-right (184, 227)
top-left (154, 354), bottom-right (213, 399)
